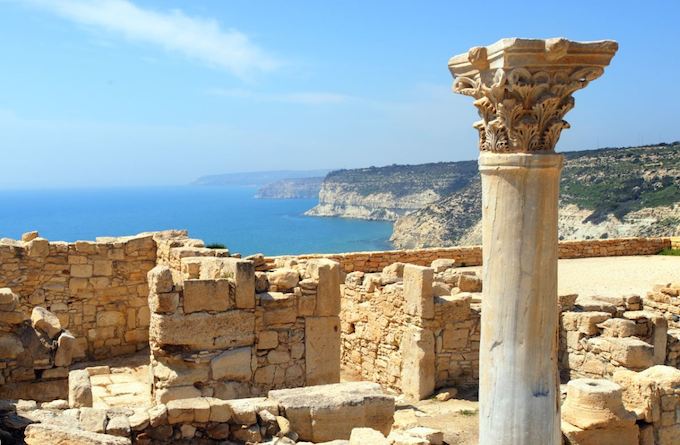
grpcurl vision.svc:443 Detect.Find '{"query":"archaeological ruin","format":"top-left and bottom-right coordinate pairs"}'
top-left (0, 38), bottom-right (679, 445)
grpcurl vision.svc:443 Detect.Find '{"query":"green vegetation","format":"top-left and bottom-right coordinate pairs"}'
top-left (659, 248), bottom-right (680, 256)
top-left (206, 242), bottom-right (226, 249)
top-left (458, 409), bottom-right (478, 417)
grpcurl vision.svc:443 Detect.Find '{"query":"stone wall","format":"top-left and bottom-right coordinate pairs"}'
top-left (269, 236), bottom-right (671, 273)
top-left (0, 232), bottom-right (162, 359)
top-left (340, 260), bottom-right (482, 399)
top-left (148, 254), bottom-right (342, 404)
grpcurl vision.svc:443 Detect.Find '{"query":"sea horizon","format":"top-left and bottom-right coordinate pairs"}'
top-left (0, 185), bottom-right (394, 256)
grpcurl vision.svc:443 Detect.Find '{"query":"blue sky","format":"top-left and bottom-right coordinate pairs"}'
top-left (1, 0), bottom-right (678, 188)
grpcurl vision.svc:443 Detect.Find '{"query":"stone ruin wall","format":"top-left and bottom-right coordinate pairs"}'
top-left (340, 260), bottom-right (483, 398)
top-left (0, 232), bottom-right (162, 361)
top-left (339, 258), bottom-right (680, 400)
top-left (270, 236), bottom-right (672, 273)
top-left (147, 250), bottom-right (342, 405)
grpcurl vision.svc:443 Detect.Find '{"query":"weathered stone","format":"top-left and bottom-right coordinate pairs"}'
top-left (166, 398), bottom-right (197, 424)
top-left (232, 424), bottom-right (262, 443)
top-left (404, 265), bottom-right (434, 319)
top-left (405, 426), bottom-right (444, 445)
top-left (349, 427), bottom-right (389, 445)
top-left (149, 311), bottom-right (254, 351)
top-left (307, 259), bottom-right (341, 317)
top-left (24, 423), bottom-right (131, 445)
top-left (258, 330), bottom-right (279, 350)
top-left (255, 271), bottom-right (269, 293)
top-left (147, 404), bottom-right (167, 427)
top-left (149, 292), bottom-right (179, 314)
top-left (207, 397), bottom-right (232, 422)
top-left (597, 318), bottom-right (637, 338)
top-left (562, 379), bottom-right (636, 430)
top-left (128, 409), bottom-right (149, 431)
top-left (268, 268), bottom-right (300, 291)
top-left (269, 382), bottom-right (394, 442)
top-left (69, 369), bottom-right (92, 408)
top-left (55, 331), bottom-right (77, 367)
top-left (457, 274), bottom-right (482, 292)
top-left (401, 326), bottom-right (435, 401)
top-left (148, 266), bottom-right (174, 294)
top-left (31, 307), bottom-right (62, 339)
top-left (0, 288), bottom-right (18, 306)
top-left (210, 347), bottom-right (253, 381)
top-left (259, 292), bottom-right (298, 326)
top-left (227, 397), bottom-right (265, 425)
top-left (26, 238), bottom-right (49, 257)
top-left (431, 258), bottom-right (456, 273)
top-left (222, 258), bottom-right (255, 309)
top-left (305, 316), bottom-right (341, 385)
top-left (79, 407), bottom-right (107, 433)
top-left (183, 279), bottom-right (230, 313)
top-left (382, 262), bottom-right (406, 280)
top-left (21, 231), bottom-right (39, 242)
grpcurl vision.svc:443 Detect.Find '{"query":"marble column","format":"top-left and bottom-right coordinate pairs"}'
top-left (448, 38), bottom-right (617, 445)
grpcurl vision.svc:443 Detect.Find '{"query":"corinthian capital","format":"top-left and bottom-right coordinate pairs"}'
top-left (449, 38), bottom-right (618, 153)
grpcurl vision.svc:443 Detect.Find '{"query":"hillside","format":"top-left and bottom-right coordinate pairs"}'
top-left (391, 143), bottom-right (680, 248)
top-left (305, 161), bottom-right (478, 220)
top-left (255, 177), bottom-right (324, 199)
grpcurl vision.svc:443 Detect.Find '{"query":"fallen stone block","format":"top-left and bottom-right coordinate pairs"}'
top-left (349, 427), bottom-right (389, 445)
top-left (268, 381), bottom-right (394, 443)
top-left (24, 423), bottom-right (131, 445)
top-left (69, 369), bottom-right (92, 408)
top-left (31, 307), bottom-right (62, 339)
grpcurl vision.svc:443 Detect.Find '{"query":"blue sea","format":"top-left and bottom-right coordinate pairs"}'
top-left (0, 187), bottom-right (393, 256)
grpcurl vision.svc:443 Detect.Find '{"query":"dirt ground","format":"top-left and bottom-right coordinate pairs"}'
top-left (462, 254), bottom-right (680, 297)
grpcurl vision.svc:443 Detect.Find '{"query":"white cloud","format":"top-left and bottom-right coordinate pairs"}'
top-left (207, 88), bottom-right (354, 105)
top-left (25, 0), bottom-right (279, 77)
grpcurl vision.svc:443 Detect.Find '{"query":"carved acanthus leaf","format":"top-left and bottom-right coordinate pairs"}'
top-left (453, 66), bottom-right (604, 153)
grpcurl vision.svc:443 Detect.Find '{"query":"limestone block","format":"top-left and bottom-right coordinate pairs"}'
top-left (128, 409), bottom-right (149, 431)
top-left (562, 379), bottom-right (636, 430)
top-left (152, 359), bottom-right (210, 387)
top-left (404, 426), bottom-right (444, 445)
top-left (222, 258), bottom-right (255, 309)
top-left (0, 333), bottom-right (24, 359)
top-left (155, 385), bottom-right (201, 404)
top-left (349, 427), bottom-right (389, 445)
top-left (24, 423), bottom-right (131, 445)
top-left (55, 331), bottom-right (77, 367)
top-left (388, 432), bottom-right (429, 445)
top-left (597, 319), bottom-right (637, 338)
top-left (210, 346), bottom-right (253, 381)
top-left (147, 404), bottom-right (167, 427)
top-left (268, 268), bottom-right (300, 291)
top-left (613, 369), bottom-right (660, 422)
top-left (149, 311), bottom-right (254, 351)
top-left (588, 337), bottom-right (654, 369)
top-left (21, 231), bottom-right (39, 242)
top-left (307, 259), bottom-right (341, 316)
top-left (305, 316), bottom-right (341, 385)
top-left (561, 420), bottom-right (639, 445)
top-left (148, 266), bottom-right (174, 294)
top-left (167, 398), bottom-right (198, 424)
top-left (183, 279), bottom-right (230, 313)
top-left (400, 326), bottom-right (435, 401)
top-left (93, 260), bottom-right (113, 277)
top-left (31, 306), bottom-right (62, 339)
top-left (404, 264), bottom-right (434, 319)
top-left (562, 311), bottom-right (611, 335)
top-left (77, 407), bottom-right (106, 433)
top-left (232, 424), bottom-right (262, 443)
top-left (457, 274), bottom-right (482, 292)
top-left (96, 311), bottom-right (125, 327)
top-left (268, 381), bottom-right (395, 442)
top-left (149, 292), bottom-right (179, 314)
top-left (102, 417), bottom-right (129, 438)
top-left (0, 309), bottom-right (26, 325)
top-left (431, 258), bottom-right (456, 273)
top-left (207, 397), bottom-right (233, 422)
top-left (71, 264), bottom-right (93, 278)
top-left (227, 397), bottom-right (268, 425)
top-left (258, 330), bottom-right (279, 350)
top-left (26, 238), bottom-right (49, 258)
top-left (382, 262), bottom-right (406, 280)
top-left (255, 271), bottom-right (269, 293)
top-left (68, 369), bottom-right (93, 408)
top-left (259, 292), bottom-right (298, 326)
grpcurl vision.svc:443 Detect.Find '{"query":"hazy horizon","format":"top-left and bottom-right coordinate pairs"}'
top-left (1, 0), bottom-right (679, 188)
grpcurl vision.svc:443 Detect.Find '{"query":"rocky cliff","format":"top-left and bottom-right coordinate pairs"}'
top-left (305, 161), bottom-right (478, 220)
top-left (391, 143), bottom-right (680, 248)
top-left (255, 177), bottom-right (324, 199)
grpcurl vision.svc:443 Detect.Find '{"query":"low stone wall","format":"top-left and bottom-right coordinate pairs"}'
top-left (148, 254), bottom-right (342, 404)
top-left (0, 232), bottom-right (161, 359)
top-left (269, 236), bottom-right (671, 273)
top-left (671, 236), bottom-right (680, 249)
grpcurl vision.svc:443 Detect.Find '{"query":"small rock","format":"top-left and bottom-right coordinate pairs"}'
top-left (106, 415), bottom-right (130, 438)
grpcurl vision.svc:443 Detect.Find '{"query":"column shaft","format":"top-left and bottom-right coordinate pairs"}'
top-left (478, 152), bottom-right (563, 445)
